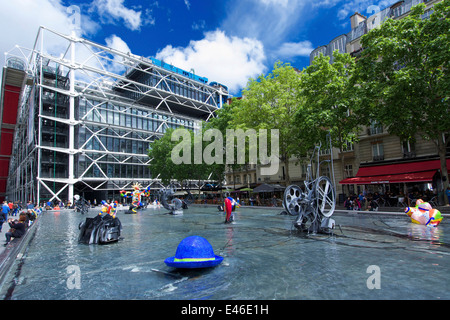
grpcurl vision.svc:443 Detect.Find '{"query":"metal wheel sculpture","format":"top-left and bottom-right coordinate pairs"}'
top-left (282, 138), bottom-right (336, 234)
top-left (283, 185), bottom-right (304, 216)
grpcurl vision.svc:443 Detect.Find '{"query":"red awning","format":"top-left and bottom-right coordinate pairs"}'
top-left (340, 159), bottom-right (450, 185)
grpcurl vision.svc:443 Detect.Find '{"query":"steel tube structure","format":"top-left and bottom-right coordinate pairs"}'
top-left (5, 27), bottom-right (228, 205)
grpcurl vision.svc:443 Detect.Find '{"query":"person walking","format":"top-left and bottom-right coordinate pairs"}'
top-left (0, 202), bottom-right (8, 232)
top-left (2, 201), bottom-right (10, 218)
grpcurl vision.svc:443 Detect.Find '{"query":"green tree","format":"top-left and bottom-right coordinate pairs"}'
top-left (205, 103), bottom-right (238, 188)
top-left (231, 62), bottom-right (303, 185)
top-left (356, 1), bottom-right (450, 203)
top-left (148, 127), bottom-right (214, 189)
top-left (295, 51), bottom-right (363, 180)
top-left (148, 128), bottom-right (187, 186)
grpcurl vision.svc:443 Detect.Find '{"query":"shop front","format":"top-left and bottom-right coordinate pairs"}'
top-left (340, 158), bottom-right (450, 205)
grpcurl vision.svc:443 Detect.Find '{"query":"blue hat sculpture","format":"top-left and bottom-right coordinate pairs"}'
top-left (164, 235), bottom-right (223, 269)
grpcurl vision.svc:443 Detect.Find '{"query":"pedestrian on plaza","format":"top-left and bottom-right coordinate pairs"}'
top-left (256, 195), bottom-right (261, 206)
top-left (12, 202), bottom-right (19, 216)
top-left (446, 186), bottom-right (450, 206)
top-left (4, 215), bottom-right (26, 246)
top-left (344, 197), bottom-right (352, 210)
top-left (353, 197), bottom-right (361, 211)
top-left (272, 195), bottom-right (277, 207)
top-left (2, 201), bottom-right (10, 219)
top-left (0, 204), bottom-right (7, 232)
top-left (27, 201), bottom-right (34, 210)
top-left (358, 192), bottom-right (365, 208)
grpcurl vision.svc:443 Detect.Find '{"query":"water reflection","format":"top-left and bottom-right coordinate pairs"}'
top-left (407, 223), bottom-right (444, 244)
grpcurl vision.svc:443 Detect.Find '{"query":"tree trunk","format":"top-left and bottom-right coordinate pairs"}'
top-left (281, 152), bottom-right (291, 186)
top-left (437, 135), bottom-right (449, 205)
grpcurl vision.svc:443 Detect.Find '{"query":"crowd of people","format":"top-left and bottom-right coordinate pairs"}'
top-left (343, 189), bottom-right (440, 211)
top-left (1, 200), bottom-right (42, 246)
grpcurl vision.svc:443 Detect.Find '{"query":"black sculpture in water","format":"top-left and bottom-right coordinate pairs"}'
top-left (159, 185), bottom-right (192, 215)
top-left (78, 214), bottom-right (122, 245)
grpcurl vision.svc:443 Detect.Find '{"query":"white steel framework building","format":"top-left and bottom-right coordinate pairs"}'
top-left (5, 27), bottom-right (228, 205)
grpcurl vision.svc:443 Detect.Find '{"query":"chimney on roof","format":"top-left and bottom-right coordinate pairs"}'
top-left (350, 12), bottom-right (367, 29)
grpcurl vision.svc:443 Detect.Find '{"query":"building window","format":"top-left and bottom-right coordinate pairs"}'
top-left (368, 121), bottom-right (383, 135)
top-left (402, 140), bottom-right (416, 158)
top-left (319, 148), bottom-right (331, 156)
top-left (372, 141), bottom-right (384, 161)
top-left (344, 164), bottom-right (353, 178)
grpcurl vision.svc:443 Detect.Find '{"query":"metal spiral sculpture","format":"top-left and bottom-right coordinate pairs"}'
top-left (282, 136), bottom-right (337, 234)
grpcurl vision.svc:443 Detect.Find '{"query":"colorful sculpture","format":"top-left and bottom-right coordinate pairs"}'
top-left (224, 196), bottom-right (238, 223)
top-left (120, 182), bottom-right (151, 213)
top-left (100, 200), bottom-right (118, 218)
top-left (405, 199), bottom-right (443, 227)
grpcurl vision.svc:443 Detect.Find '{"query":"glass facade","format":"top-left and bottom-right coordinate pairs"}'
top-left (5, 28), bottom-right (226, 204)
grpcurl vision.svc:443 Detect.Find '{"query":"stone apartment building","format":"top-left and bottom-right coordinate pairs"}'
top-left (225, 0), bottom-right (449, 204)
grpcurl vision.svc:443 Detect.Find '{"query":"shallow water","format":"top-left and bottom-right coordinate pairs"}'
top-left (1, 206), bottom-right (449, 300)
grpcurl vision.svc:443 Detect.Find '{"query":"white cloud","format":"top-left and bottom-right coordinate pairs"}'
top-left (0, 0), bottom-right (137, 88)
top-left (259, 0), bottom-right (289, 7)
top-left (91, 0), bottom-right (144, 31)
top-left (192, 20), bottom-right (206, 30)
top-left (105, 34), bottom-right (132, 54)
top-left (221, 0), bottom-right (310, 56)
top-left (104, 34), bottom-right (133, 74)
top-left (155, 30), bottom-right (266, 95)
top-left (276, 41), bottom-right (314, 59)
top-left (184, 0), bottom-right (191, 10)
top-left (0, 0), bottom-right (97, 69)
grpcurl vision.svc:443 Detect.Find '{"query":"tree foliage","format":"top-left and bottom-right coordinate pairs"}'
top-left (356, 0), bottom-right (450, 202)
top-left (229, 62), bottom-right (302, 185)
top-left (148, 127), bottom-right (214, 187)
top-left (296, 51), bottom-right (363, 155)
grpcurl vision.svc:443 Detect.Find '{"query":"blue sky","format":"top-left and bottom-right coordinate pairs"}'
top-left (0, 0), bottom-right (397, 96)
